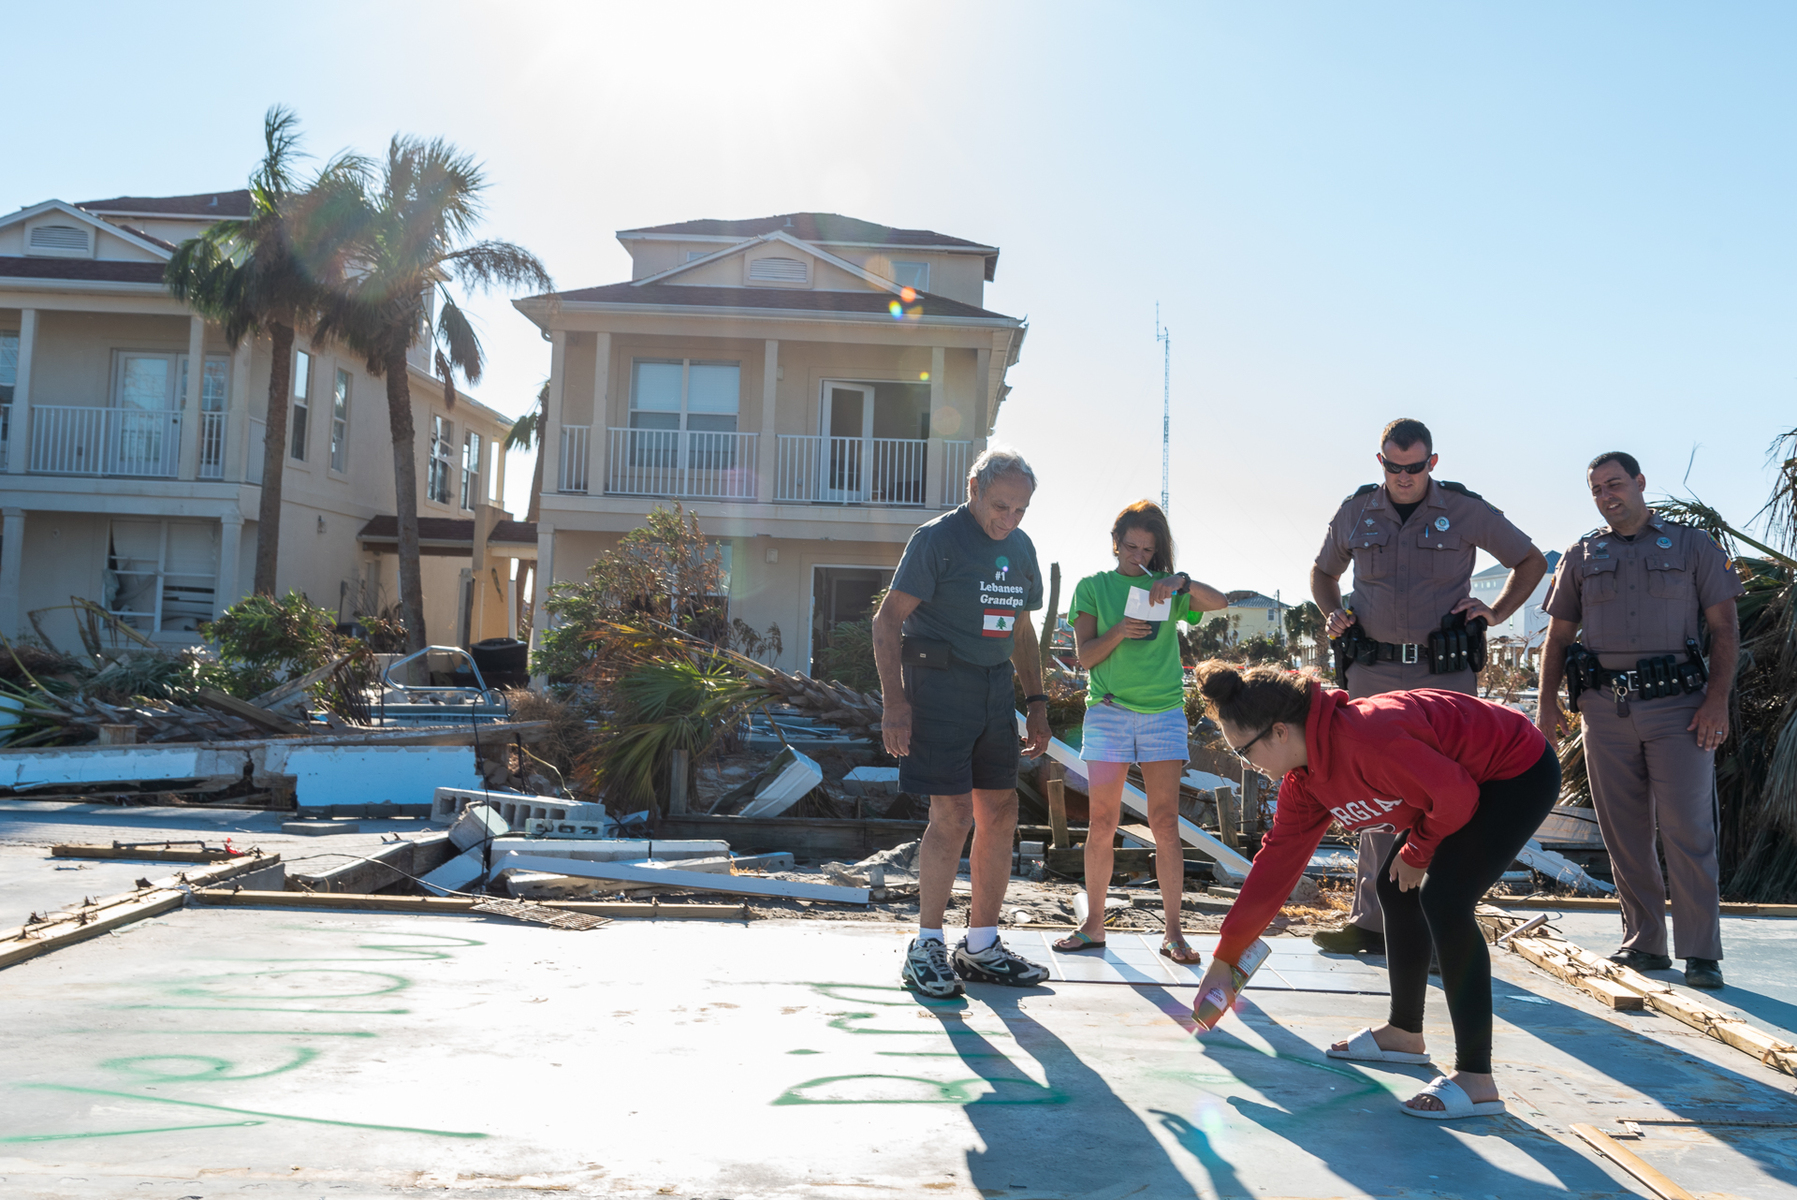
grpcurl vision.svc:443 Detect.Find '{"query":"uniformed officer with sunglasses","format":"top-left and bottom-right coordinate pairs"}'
top-left (1308, 418), bottom-right (1549, 956)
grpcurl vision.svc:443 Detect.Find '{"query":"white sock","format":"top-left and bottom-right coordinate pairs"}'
top-left (966, 926), bottom-right (998, 953)
top-left (917, 928), bottom-right (944, 944)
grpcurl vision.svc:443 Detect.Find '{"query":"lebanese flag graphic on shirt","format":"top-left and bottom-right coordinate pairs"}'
top-left (982, 609), bottom-right (1015, 637)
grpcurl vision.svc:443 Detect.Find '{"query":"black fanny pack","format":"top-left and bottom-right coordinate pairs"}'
top-left (901, 635), bottom-right (954, 670)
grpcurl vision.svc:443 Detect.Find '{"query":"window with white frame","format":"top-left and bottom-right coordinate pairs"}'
top-left (1, 332), bottom-right (16, 452)
top-left (330, 368), bottom-right (351, 472)
top-left (629, 359), bottom-right (740, 468)
top-left (428, 414), bottom-right (454, 504)
top-left (178, 355), bottom-right (230, 477)
top-left (891, 261), bottom-right (930, 291)
top-left (461, 430), bottom-right (482, 510)
top-left (290, 350), bottom-right (312, 460)
top-left (105, 519), bottom-right (218, 633)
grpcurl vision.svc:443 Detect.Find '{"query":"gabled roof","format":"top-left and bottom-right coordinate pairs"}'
top-left (1224, 590), bottom-right (1286, 608)
top-left (78, 190), bottom-right (253, 219)
top-left (620, 213), bottom-right (994, 251)
top-left (631, 229), bottom-right (905, 293)
top-left (529, 280), bottom-right (1015, 323)
top-left (0, 199), bottom-right (175, 261)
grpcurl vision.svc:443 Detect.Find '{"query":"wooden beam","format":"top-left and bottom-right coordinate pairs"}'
top-left (1215, 786), bottom-right (1240, 852)
top-left (0, 852), bottom-right (281, 971)
top-left (1046, 763), bottom-right (1069, 851)
top-left (1485, 895), bottom-right (1791, 917)
top-left (1510, 937), bottom-right (1644, 1010)
top-left (196, 688), bottom-right (311, 736)
top-left (191, 889), bottom-right (747, 920)
top-left (1571, 1124), bottom-right (1697, 1200)
top-left (51, 843), bottom-right (233, 863)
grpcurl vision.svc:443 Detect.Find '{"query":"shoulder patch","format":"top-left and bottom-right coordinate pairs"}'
top-left (1580, 526), bottom-right (1608, 542)
top-left (1345, 483), bottom-right (1379, 501)
top-left (1437, 480), bottom-right (1485, 501)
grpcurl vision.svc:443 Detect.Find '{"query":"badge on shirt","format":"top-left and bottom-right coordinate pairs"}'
top-left (982, 609), bottom-right (1014, 637)
top-left (1596, 541), bottom-right (1608, 550)
top-left (1364, 519), bottom-right (1375, 526)
top-left (1434, 517), bottom-right (1450, 532)
top-left (1657, 536), bottom-right (1672, 549)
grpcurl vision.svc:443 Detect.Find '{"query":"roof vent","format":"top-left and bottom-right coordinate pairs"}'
top-left (747, 256), bottom-right (808, 285)
top-left (784, 216), bottom-right (793, 228)
top-left (26, 223), bottom-right (93, 257)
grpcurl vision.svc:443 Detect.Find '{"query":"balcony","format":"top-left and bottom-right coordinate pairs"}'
top-left (554, 426), bottom-right (975, 508)
top-left (3, 406), bottom-right (229, 480)
top-left (775, 436), bottom-right (972, 507)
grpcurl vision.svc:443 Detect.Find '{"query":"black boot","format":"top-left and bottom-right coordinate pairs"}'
top-left (1609, 948), bottom-right (1673, 971)
top-left (1313, 924), bottom-right (1386, 955)
top-left (1684, 958), bottom-right (1724, 990)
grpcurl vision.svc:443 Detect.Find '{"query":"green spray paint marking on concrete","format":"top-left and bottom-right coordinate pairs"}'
top-left (22, 1084), bottom-right (488, 1140)
top-left (170, 968), bottom-right (411, 1001)
top-left (808, 983), bottom-right (955, 1008)
top-left (101, 1048), bottom-right (319, 1082)
top-left (773, 1074), bottom-right (1069, 1106)
top-left (121, 1004), bottom-right (410, 1015)
top-left (0, 1120), bottom-right (264, 1144)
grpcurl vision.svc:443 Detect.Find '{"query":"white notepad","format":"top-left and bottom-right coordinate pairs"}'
top-left (1125, 586), bottom-right (1172, 622)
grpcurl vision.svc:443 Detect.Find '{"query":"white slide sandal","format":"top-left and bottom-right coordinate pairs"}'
top-left (1399, 1076), bottom-right (1508, 1120)
top-left (1325, 1027), bottom-right (1433, 1065)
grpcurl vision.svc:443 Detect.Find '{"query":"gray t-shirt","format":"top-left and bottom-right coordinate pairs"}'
top-left (891, 505), bottom-right (1043, 667)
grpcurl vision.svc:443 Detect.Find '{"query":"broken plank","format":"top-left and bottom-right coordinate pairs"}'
top-left (1570, 1124), bottom-right (1697, 1200)
top-left (189, 889), bottom-right (747, 920)
top-left (196, 688), bottom-right (312, 736)
top-left (1510, 937), bottom-right (1644, 1010)
top-left (492, 851), bottom-right (870, 904)
top-left (51, 843), bottom-right (233, 863)
top-left (251, 654), bottom-right (353, 707)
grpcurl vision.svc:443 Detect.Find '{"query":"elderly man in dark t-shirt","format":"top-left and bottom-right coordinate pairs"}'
top-left (873, 446), bottom-right (1052, 997)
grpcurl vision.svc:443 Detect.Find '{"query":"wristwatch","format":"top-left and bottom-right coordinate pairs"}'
top-left (1175, 573), bottom-right (1191, 596)
top-left (1023, 693), bottom-right (1050, 706)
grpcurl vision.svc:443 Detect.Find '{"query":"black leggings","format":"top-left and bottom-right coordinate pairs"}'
top-left (1377, 745), bottom-right (1560, 1073)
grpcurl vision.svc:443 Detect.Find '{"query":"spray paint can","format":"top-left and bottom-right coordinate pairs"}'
top-left (1195, 937), bottom-right (1271, 1030)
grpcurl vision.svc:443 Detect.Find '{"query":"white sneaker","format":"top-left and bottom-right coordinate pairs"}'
top-left (900, 936), bottom-right (964, 998)
top-left (952, 936), bottom-right (1049, 987)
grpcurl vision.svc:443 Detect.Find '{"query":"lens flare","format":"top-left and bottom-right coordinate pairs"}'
top-left (888, 300), bottom-right (904, 320)
top-left (900, 286), bottom-right (917, 303)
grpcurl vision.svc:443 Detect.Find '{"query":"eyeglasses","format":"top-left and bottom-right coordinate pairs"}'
top-left (1379, 456), bottom-right (1430, 476)
top-left (1227, 724), bottom-right (1275, 763)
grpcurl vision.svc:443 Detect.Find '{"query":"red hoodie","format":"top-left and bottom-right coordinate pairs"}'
top-left (1214, 683), bottom-right (1547, 967)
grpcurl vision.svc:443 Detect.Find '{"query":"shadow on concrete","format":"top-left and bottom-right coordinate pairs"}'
top-left (1488, 975), bottom-right (1797, 1190)
top-left (1130, 984), bottom-right (1628, 1199)
top-left (928, 985), bottom-right (1202, 1199)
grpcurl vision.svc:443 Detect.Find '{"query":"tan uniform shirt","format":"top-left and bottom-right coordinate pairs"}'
top-left (1543, 512), bottom-right (1743, 667)
top-left (1315, 479), bottom-right (1536, 645)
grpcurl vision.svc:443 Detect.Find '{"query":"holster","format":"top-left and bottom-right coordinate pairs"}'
top-left (1564, 642), bottom-right (1593, 710)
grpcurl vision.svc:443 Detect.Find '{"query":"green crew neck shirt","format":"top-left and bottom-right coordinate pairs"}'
top-left (1067, 568), bottom-right (1193, 714)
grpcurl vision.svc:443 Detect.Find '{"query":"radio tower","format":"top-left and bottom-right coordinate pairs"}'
top-left (1156, 304), bottom-right (1171, 514)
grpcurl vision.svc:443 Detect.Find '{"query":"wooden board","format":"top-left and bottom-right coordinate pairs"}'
top-left (190, 889), bottom-right (747, 920)
top-left (1510, 937), bottom-right (1644, 1010)
top-left (1571, 1124), bottom-right (1697, 1200)
top-left (492, 852), bottom-right (871, 904)
top-left (1486, 895), bottom-right (1793, 917)
top-left (196, 688), bottom-right (311, 736)
top-left (51, 844), bottom-right (233, 863)
top-left (652, 813), bottom-right (930, 860)
top-left (0, 852), bottom-right (282, 971)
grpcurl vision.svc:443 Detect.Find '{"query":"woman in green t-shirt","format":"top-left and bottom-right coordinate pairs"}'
top-left (1054, 501), bottom-right (1228, 963)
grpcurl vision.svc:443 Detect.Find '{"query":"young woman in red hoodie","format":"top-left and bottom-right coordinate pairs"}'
top-left (1192, 663), bottom-right (1558, 1120)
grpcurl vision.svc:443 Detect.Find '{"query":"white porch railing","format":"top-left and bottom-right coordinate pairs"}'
top-left (604, 428), bottom-right (758, 499)
top-left (29, 405), bottom-right (182, 478)
top-left (941, 440), bottom-right (973, 505)
top-left (559, 425), bottom-right (590, 494)
top-left (775, 435), bottom-right (932, 505)
top-left (199, 412), bottom-right (227, 480)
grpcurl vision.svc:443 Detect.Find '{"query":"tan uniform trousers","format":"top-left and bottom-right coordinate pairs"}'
top-left (1577, 686), bottom-right (1722, 960)
top-left (1344, 658), bottom-right (1478, 933)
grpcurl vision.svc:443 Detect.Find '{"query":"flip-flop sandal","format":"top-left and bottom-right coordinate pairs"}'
top-left (1399, 1076), bottom-right (1507, 1120)
top-left (1053, 929), bottom-right (1106, 952)
top-left (1325, 1027), bottom-right (1433, 1064)
top-left (1160, 937), bottom-right (1203, 965)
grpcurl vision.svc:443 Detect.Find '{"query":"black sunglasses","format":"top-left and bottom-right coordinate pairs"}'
top-left (1228, 724), bottom-right (1275, 762)
top-left (1379, 456), bottom-right (1430, 476)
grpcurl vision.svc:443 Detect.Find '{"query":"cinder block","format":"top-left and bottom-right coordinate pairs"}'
top-left (281, 820), bottom-right (361, 835)
top-left (419, 846), bottom-right (485, 897)
top-left (430, 786), bottom-right (608, 830)
top-left (449, 803), bottom-right (509, 851)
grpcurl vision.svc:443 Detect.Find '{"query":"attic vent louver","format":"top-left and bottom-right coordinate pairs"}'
top-left (747, 256), bottom-right (807, 284)
top-left (28, 224), bottom-right (91, 254)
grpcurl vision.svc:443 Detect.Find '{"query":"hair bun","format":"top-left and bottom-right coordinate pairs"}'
top-left (1197, 663), bottom-right (1243, 704)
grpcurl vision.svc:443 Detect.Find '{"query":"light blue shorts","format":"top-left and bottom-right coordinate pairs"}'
top-left (1078, 701), bottom-right (1189, 764)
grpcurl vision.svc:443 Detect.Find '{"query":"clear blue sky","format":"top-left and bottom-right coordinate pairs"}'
top-left (9, 2), bottom-right (1792, 606)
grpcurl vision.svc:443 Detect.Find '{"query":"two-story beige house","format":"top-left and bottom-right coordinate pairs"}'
top-left (513, 213), bottom-right (1026, 672)
top-left (0, 190), bottom-right (517, 652)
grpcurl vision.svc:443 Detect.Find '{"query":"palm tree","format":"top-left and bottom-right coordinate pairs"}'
top-left (163, 107), bottom-right (364, 596)
top-left (505, 381), bottom-right (549, 524)
top-left (316, 136), bottom-right (552, 652)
